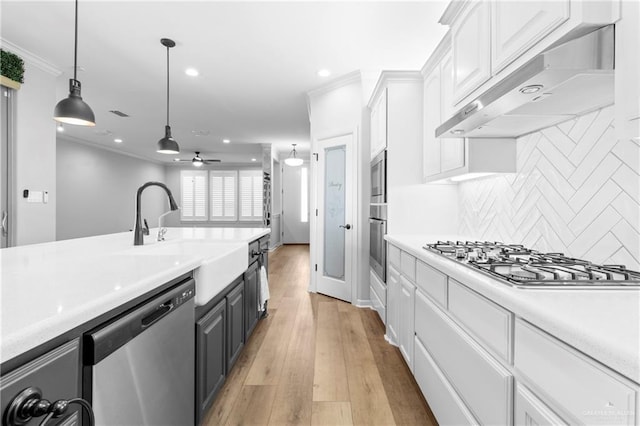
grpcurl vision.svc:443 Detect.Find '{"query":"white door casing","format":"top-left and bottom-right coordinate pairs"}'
top-left (315, 133), bottom-right (353, 302)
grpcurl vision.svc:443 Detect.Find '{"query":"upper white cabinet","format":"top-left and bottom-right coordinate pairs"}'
top-left (422, 37), bottom-right (466, 181)
top-left (451, 0), bottom-right (492, 104)
top-left (369, 71), bottom-right (423, 188)
top-left (440, 0), bottom-right (620, 108)
top-left (491, 0), bottom-right (569, 74)
top-left (370, 88), bottom-right (387, 159)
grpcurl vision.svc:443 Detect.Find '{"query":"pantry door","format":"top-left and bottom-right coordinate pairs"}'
top-left (315, 133), bottom-right (353, 302)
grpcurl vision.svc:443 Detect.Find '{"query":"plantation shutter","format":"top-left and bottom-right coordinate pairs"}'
top-left (180, 170), bottom-right (207, 221)
top-left (210, 171), bottom-right (238, 221)
top-left (239, 170), bottom-right (263, 221)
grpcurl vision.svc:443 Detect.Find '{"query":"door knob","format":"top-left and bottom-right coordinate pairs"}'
top-left (339, 224), bottom-right (351, 230)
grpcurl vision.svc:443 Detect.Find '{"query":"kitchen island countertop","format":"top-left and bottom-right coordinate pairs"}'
top-left (386, 233), bottom-right (640, 384)
top-left (0, 227), bottom-right (270, 367)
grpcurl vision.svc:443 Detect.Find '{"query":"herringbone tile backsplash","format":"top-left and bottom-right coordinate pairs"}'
top-left (459, 106), bottom-right (640, 269)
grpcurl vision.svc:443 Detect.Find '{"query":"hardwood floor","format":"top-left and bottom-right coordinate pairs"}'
top-left (203, 244), bottom-right (438, 426)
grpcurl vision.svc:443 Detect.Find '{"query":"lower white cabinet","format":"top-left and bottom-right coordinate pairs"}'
top-left (515, 382), bottom-right (568, 426)
top-left (398, 276), bottom-right (415, 371)
top-left (386, 264), bottom-right (401, 345)
top-left (370, 269), bottom-right (386, 325)
top-left (414, 336), bottom-right (478, 426)
top-left (415, 289), bottom-right (513, 426)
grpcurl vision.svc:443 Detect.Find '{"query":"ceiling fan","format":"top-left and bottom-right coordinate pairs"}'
top-left (173, 151), bottom-right (221, 167)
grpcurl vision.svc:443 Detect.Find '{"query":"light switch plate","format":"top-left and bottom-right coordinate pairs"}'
top-left (27, 191), bottom-right (43, 203)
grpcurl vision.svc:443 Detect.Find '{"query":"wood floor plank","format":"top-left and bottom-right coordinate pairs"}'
top-left (339, 307), bottom-right (396, 426)
top-left (267, 293), bottom-right (316, 425)
top-left (224, 385), bottom-right (277, 426)
top-left (311, 402), bottom-right (354, 426)
top-left (361, 309), bottom-right (438, 426)
top-left (244, 296), bottom-right (300, 385)
top-left (313, 301), bottom-right (350, 402)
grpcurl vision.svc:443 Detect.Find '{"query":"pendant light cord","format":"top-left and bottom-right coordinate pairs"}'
top-left (73, 0), bottom-right (78, 81)
top-left (166, 45), bottom-right (170, 126)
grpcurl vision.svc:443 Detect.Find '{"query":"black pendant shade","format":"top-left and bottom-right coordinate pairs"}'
top-left (157, 125), bottom-right (180, 154)
top-left (54, 79), bottom-right (95, 126)
top-left (157, 38), bottom-right (180, 154)
top-left (53, 0), bottom-right (95, 127)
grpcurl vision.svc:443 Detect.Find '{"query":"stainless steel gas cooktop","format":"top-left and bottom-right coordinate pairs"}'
top-left (423, 241), bottom-right (640, 289)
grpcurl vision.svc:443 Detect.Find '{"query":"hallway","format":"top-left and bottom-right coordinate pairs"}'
top-left (203, 244), bottom-right (437, 426)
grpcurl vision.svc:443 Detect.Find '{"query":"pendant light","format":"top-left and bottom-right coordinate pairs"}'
top-left (156, 38), bottom-right (180, 154)
top-left (285, 144), bottom-right (303, 167)
top-left (53, 0), bottom-right (95, 126)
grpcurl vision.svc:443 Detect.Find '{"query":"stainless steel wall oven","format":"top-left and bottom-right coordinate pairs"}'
top-left (369, 205), bottom-right (387, 282)
top-left (370, 150), bottom-right (387, 204)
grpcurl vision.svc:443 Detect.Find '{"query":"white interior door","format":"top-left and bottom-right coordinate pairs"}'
top-left (316, 134), bottom-right (353, 302)
top-left (282, 163), bottom-right (310, 243)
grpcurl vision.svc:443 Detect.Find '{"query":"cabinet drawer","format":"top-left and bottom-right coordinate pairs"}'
top-left (515, 382), bottom-right (568, 426)
top-left (370, 284), bottom-right (386, 326)
top-left (388, 244), bottom-right (401, 269)
top-left (416, 291), bottom-right (513, 425)
top-left (400, 251), bottom-right (416, 282)
top-left (416, 261), bottom-right (447, 308)
top-left (448, 279), bottom-right (512, 363)
top-left (370, 268), bottom-right (386, 306)
top-left (414, 336), bottom-right (478, 426)
top-left (515, 319), bottom-right (637, 425)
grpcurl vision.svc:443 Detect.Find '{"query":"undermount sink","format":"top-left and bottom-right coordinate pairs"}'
top-left (126, 240), bottom-right (248, 306)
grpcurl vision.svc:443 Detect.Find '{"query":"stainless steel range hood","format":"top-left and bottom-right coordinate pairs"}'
top-left (436, 25), bottom-right (614, 138)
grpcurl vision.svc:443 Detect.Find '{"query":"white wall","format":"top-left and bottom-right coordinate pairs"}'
top-left (12, 56), bottom-right (58, 245)
top-left (307, 72), bottom-right (370, 305)
top-left (56, 138), bottom-right (167, 240)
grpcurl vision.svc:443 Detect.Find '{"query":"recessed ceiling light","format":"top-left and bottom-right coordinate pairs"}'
top-left (185, 68), bottom-right (199, 77)
top-left (251, 158), bottom-right (257, 162)
top-left (114, 138), bottom-right (123, 143)
top-left (223, 139), bottom-right (230, 144)
top-left (519, 84), bottom-right (543, 94)
top-left (56, 123), bottom-right (64, 132)
top-left (317, 69), bottom-right (331, 77)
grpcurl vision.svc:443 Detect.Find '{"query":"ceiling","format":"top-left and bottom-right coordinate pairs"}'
top-left (1, 1), bottom-right (448, 164)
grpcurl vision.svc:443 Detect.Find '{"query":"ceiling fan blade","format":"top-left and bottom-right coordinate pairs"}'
top-left (173, 159), bottom-right (193, 162)
top-left (203, 159), bottom-right (222, 163)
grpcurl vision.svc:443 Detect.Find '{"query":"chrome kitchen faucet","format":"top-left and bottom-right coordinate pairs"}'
top-left (134, 181), bottom-right (179, 245)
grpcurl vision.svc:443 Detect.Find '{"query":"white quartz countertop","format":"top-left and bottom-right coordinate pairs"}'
top-left (386, 234), bottom-right (640, 384)
top-left (0, 227), bottom-right (270, 365)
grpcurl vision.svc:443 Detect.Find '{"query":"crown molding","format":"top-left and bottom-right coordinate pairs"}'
top-left (367, 70), bottom-right (423, 108)
top-left (0, 39), bottom-right (62, 77)
top-left (420, 30), bottom-right (452, 77)
top-left (439, 0), bottom-right (469, 26)
top-left (307, 70), bottom-right (362, 99)
top-left (58, 134), bottom-right (165, 165)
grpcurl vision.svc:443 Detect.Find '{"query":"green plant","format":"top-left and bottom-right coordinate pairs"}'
top-left (1, 49), bottom-right (25, 83)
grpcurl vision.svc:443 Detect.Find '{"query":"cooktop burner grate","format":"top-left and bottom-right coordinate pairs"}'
top-left (423, 240), bottom-right (640, 288)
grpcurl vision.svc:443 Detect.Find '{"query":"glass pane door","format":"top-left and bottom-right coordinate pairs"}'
top-left (323, 145), bottom-right (346, 279)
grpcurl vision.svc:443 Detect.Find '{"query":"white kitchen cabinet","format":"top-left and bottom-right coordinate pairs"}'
top-left (398, 276), bottom-right (416, 371)
top-left (491, 0), bottom-right (569, 74)
top-left (370, 269), bottom-right (386, 325)
top-left (450, 0), bottom-right (491, 104)
top-left (441, 0), bottom-right (619, 108)
top-left (386, 263), bottom-right (401, 346)
top-left (514, 383), bottom-right (568, 426)
top-left (370, 88), bottom-right (387, 159)
top-left (369, 72), bottom-right (423, 189)
top-left (514, 319), bottom-right (637, 425)
top-left (422, 37), bottom-right (468, 182)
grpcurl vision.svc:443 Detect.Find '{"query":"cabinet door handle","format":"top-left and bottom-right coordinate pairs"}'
top-left (1, 211), bottom-right (7, 236)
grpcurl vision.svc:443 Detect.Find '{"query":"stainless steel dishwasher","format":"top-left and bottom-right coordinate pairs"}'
top-left (84, 278), bottom-right (195, 426)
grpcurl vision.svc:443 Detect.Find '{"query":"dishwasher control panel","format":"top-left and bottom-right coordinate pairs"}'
top-left (175, 287), bottom-right (195, 307)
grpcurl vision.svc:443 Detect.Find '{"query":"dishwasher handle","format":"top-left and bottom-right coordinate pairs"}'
top-left (141, 301), bottom-right (174, 328)
top-left (84, 278), bottom-right (195, 365)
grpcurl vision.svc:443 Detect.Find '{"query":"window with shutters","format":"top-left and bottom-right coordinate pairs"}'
top-left (239, 170), bottom-right (263, 221)
top-left (210, 170), bottom-right (238, 221)
top-left (180, 170), bottom-right (208, 221)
